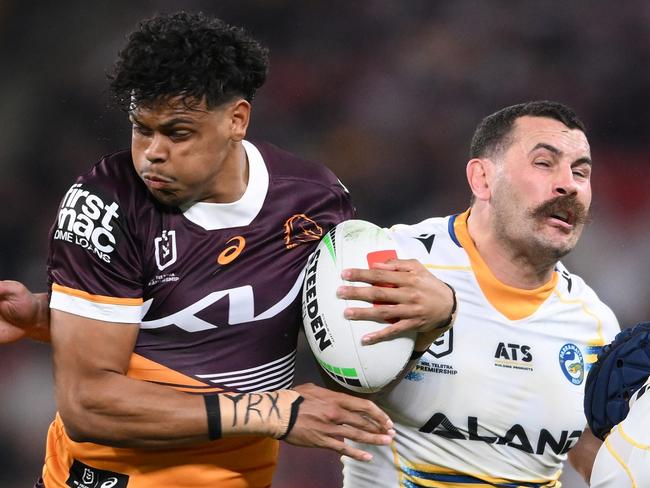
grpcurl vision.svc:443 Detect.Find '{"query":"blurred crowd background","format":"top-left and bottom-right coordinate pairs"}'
top-left (1, 1), bottom-right (649, 486)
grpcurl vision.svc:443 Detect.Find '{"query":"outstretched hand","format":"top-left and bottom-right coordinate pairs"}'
top-left (337, 259), bottom-right (455, 349)
top-left (284, 383), bottom-right (395, 461)
top-left (0, 280), bottom-right (50, 343)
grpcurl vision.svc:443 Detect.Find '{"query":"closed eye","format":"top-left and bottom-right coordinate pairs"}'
top-left (572, 163), bottom-right (591, 179)
top-left (133, 124), bottom-right (153, 137)
top-left (572, 168), bottom-right (590, 179)
top-left (167, 130), bottom-right (192, 141)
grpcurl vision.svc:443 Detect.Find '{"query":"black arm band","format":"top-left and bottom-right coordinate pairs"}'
top-left (409, 348), bottom-right (427, 361)
top-left (204, 394), bottom-right (222, 440)
top-left (277, 395), bottom-right (304, 440)
top-left (438, 282), bottom-right (457, 329)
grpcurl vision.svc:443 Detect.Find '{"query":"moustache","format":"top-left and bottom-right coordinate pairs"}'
top-left (531, 195), bottom-right (591, 225)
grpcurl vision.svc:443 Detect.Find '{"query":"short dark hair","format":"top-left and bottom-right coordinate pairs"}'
top-left (109, 11), bottom-right (269, 110)
top-left (469, 101), bottom-right (586, 159)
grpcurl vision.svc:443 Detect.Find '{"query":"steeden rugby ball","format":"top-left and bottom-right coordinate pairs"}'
top-left (302, 219), bottom-right (416, 393)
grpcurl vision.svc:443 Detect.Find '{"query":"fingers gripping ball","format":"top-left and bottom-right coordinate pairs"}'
top-left (301, 220), bottom-right (415, 393)
top-left (584, 322), bottom-right (650, 440)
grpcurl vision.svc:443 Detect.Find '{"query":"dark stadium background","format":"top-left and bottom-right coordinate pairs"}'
top-left (1, 1), bottom-right (648, 486)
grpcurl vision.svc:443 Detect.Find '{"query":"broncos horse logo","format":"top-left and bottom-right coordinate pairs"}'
top-left (283, 214), bottom-right (323, 249)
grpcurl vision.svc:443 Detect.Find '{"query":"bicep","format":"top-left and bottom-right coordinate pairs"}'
top-left (51, 309), bottom-right (139, 409)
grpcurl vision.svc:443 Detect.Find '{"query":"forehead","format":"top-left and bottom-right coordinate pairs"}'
top-left (129, 97), bottom-right (210, 123)
top-left (510, 116), bottom-right (590, 158)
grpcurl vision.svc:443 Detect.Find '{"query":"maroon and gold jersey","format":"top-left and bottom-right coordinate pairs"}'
top-left (42, 140), bottom-right (354, 488)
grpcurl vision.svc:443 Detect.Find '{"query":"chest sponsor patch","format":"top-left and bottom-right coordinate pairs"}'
top-left (54, 183), bottom-right (121, 263)
top-left (66, 459), bottom-right (129, 488)
top-left (493, 342), bottom-right (534, 372)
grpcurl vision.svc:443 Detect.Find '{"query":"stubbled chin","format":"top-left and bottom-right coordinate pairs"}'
top-left (533, 219), bottom-right (578, 242)
top-left (543, 230), bottom-right (580, 255)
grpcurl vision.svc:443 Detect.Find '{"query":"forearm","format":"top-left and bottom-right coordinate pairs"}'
top-left (0, 283), bottom-right (51, 344)
top-left (27, 292), bottom-right (51, 342)
top-left (59, 371), bottom-right (300, 448)
top-left (59, 371), bottom-right (208, 447)
top-left (567, 427), bottom-right (601, 484)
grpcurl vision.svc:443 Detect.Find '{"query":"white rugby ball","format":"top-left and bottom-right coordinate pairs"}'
top-left (302, 219), bottom-right (416, 393)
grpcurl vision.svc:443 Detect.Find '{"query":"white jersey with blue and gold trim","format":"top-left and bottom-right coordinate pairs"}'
top-left (590, 378), bottom-right (650, 488)
top-left (343, 210), bottom-right (619, 488)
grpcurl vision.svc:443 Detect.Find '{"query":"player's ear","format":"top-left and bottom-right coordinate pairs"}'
top-left (229, 99), bottom-right (251, 142)
top-left (466, 158), bottom-right (493, 202)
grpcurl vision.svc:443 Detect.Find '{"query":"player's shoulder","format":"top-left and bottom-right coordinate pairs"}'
top-left (555, 261), bottom-right (619, 334)
top-left (252, 140), bottom-right (344, 189)
top-left (389, 215), bottom-right (452, 239)
top-left (57, 149), bottom-right (156, 237)
top-left (386, 215), bottom-right (465, 262)
top-left (555, 261), bottom-right (601, 302)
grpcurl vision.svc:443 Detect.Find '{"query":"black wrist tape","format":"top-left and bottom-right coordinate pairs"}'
top-left (277, 395), bottom-right (304, 440)
top-left (204, 394), bottom-right (222, 440)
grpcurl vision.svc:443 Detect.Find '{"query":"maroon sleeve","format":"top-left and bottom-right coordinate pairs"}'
top-left (47, 161), bottom-right (145, 321)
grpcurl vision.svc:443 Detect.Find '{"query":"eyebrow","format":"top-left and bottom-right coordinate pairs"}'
top-left (128, 113), bottom-right (196, 129)
top-left (529, 142), bottom-right (592, 166)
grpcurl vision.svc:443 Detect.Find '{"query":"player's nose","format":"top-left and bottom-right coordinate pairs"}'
top-left (553, 163), bottom-right (579, 196)
top-left (144, 133), bottom-right (169, 164)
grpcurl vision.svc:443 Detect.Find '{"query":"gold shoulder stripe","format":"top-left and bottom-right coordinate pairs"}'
top-left (52, 283), bottom-right (143, 306)
top-left (604, 434), bottom-right (638, 486)
top-left (553, 289), bottom-right (606, 347)
top-left (617, 423), bottom-right (650, 450)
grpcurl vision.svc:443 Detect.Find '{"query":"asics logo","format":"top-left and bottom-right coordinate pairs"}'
top-left (217, 236), bottom-right (246, 265)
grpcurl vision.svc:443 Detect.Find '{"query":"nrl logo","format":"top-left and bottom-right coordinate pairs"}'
top-left (154, 230), bottom-right (177, 271)
top-left (428, 328), bottom-right (453, 358)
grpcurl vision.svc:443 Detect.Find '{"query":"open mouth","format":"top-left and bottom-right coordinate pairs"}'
top-left (533, 195), bottom-right (588, 230)
top-left (549, 209), bottom-right (574, 226)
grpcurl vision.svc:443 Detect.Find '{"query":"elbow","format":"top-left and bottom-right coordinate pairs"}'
top-left (58, 397), bottom-right (95, 443)
top-left (57, 389), bottom-right (112, 443)
top-left (63, 420), bottom-right (92, 443)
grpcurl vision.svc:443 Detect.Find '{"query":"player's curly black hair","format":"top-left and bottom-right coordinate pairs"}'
top-left (108, 11), bottom-right (269, 110)
top-left (470, 100), bottom-right (587, 159)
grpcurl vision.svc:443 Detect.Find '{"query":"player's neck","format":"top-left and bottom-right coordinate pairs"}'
top-left (466, 207), bottom-right (556, 290)
top-left (207, 142), bottom-right (249, 203)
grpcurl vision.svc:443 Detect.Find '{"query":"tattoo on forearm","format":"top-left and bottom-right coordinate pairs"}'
top-left (223, 393), bottom-right (245, 426)
top-left (245, 393), bottom-right (263, 424)
top-left (222, 392), bottom-right (283, 427)
top-left (267, 391), bottom-right (281, 419)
